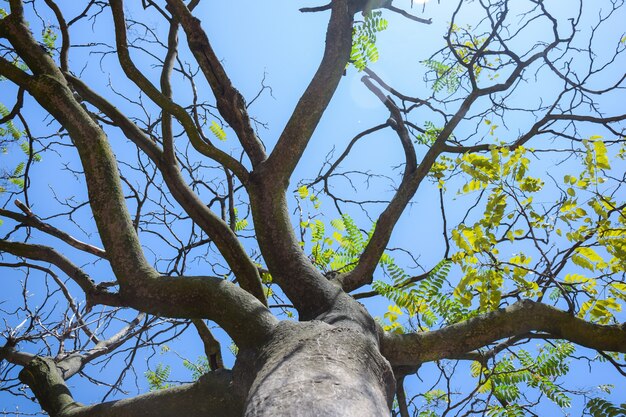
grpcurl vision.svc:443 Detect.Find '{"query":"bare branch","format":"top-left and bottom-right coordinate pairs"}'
top-left (42, 0), bottom-right (70, 71)
top-left (0, 200), bottom-right (107, 259)
top-left (0, 240), bottom-right (118, 305)
top-left (165, 0), bottom-right (267, 167)
top-left (107, 0), bottom-right (249, 181)
top-left (192, 319), bottom-right (223, 370)
top-left (0, 87), bottom-right (25, 124)
top-left (384, 5), bottom-right (432, 24)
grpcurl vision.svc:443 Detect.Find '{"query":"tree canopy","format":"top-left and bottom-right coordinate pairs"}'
top-left (0, 0), bottom-right (625, 416)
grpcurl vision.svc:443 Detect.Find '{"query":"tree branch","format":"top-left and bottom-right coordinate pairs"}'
top-left (384, 5), bottom-right (431, 24)
top-left (336, 130), bottom-right (446, 292)
top-left (361, 76), bottom-right (417, 178)
top-left (66, 74), bottom-right (267, 305)
top-left (260, 0), bottom-right (355, 188)
top-left (192, 319), bottom-right (223, 370)
top-left (52, 312), bottom-right (147, 379)
top-left (42, 0), bottom-right (70, 72)
top-left (0, 261), bottom-right (102, 344)
top-left (0, 200), bottom-right (107, 259)
top-left (0, 55), bottom-right (32, 87)
top-left (164, 0), bottom-right (267, 167)
top-left (0, 238), bottom-right (276, 348)
top-left (0, 87), bottom-right (25, 124)
top-left (0, 239), bottom-right (120, 306)
top-left (381, 300), bottom-right (626, 366)
top-left (18, 357), bottom-right (80, 417)
top-left (159, 14), bottom-right (180, 162)
top-left (65, 369), bottom-right (242, 417)
top-left (300, 3), bottom-right (331, 13)
top-left (0, 344), bottom-right (35, 366)
top-left (18, 356), bottom-right (242, 417)
top-left (107, 0), bottom-right (249, 182)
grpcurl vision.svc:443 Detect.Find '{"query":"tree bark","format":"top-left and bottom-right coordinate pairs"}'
top-left (237, 320), bottom-right (395, 417)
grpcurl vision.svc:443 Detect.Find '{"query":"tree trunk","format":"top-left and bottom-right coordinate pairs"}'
top-left (237, 320), bottom-right (396, 416)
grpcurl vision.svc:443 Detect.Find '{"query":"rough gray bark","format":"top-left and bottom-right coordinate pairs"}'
top-left (239, 321), bottom-right (394, 416)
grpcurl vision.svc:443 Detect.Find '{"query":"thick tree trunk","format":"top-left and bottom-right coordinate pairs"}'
top-left (237, 320), bottom-right (396, 417)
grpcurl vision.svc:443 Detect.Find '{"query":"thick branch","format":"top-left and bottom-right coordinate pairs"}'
top-left (67, 74), bottom-right (267, 305)
top-left (248, 182), bottom-right (353, 321)
top-left (65, 369), bottom-right (242, 417)
top-left (0, 344), bottom-right (35, 366)
top-left (18, 357), bottom-right (80, 417)
top-left (0, 55), bottom-right (32, 87)
top-left (19, 356), bottom-right (241, 417)
top-left (260, 0), bottom-right (355, 188)
top-left (381, 299), bottom-right (626, 366)
top-left (122, 276), bottom-right (277, 349)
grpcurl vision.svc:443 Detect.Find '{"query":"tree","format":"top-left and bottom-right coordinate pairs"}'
top-left (0, 0), bottom-right (625, 415)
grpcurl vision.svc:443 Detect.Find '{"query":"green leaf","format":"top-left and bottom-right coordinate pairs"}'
top-left (586, 398), bottom-right (626, 417)
top-left (349, 11), bottom-right (388, 71)
top-left (572, 247), bottom-right (606, 271)
top-left (593, 139), bottom-right (611, 170)
top-left (145, 364), bottom-right (171, 391)
top-left (209, 121), bottom-right (227, 141)
top-left (42, 26), bottom-right (57, 55)
top-left (297, 185), bottom-right (309, 199)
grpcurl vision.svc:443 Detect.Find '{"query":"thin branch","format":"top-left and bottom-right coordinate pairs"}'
top-left (42, 0), bottom-right (70, 71)
top-left (0, 87), bottom-right (25, 124)
top-left (0, 200), bottom-right (106, 258)
top-left (165, 0), bottom-right (267, 167)
top-left (384, 4), bottom-right (432, 24)
top-left (107, 0), bottom-right (249, 181)
top-left (192, 319), bottom-right (223, 370)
